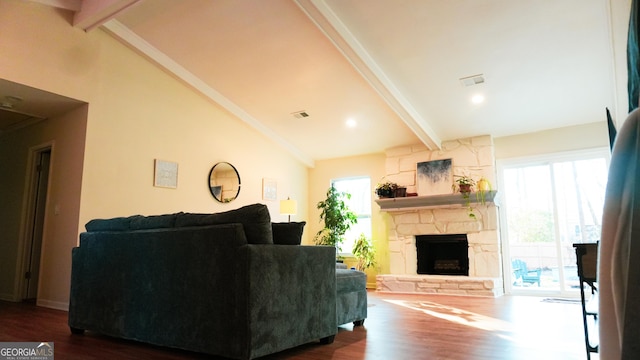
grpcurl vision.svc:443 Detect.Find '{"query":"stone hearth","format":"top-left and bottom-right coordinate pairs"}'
top-left (375, 136), bottom-right (504, 297)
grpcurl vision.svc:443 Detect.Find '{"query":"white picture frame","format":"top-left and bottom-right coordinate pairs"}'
top-left (262, 178), bottom-right (277, 201)
top-left (154, 159), bottom-right (178, 189)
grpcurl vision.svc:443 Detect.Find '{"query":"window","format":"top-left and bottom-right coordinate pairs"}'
top-left (331, 177), bottom-right (372, 255)
top-left (498, 148), bottom-right (609, 295)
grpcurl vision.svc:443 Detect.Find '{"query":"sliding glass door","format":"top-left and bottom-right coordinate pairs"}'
top-left (498, 149), bottom-right (609, 295)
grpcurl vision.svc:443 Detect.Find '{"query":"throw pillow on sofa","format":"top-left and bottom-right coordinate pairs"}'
top-left (272, 222), bottom-right (306, 245)
top-left (175, 203), bottom-right (273, 244)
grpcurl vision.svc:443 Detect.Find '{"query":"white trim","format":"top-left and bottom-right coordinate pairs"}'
top-left (295, 0), bottom-right (441, 150)
top-left (15, 142), bottom-right (54, 303)
top-left (0, 292), bottom-right (15, 302)
top-left (101, 20), bottom-right (315, 168)
top-left (497, 147), bottom-right (610, 296)
top-left (36, 299), bottom-right (69, 311)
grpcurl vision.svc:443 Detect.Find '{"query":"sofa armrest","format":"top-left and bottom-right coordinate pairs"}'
top-left (69, 224), bottom-right (249, 357)
top-left (237, 245), bottom-right (337, 359)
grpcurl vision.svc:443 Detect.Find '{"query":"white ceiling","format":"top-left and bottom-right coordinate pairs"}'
top-left (3, 0), bottom-right (629, 167)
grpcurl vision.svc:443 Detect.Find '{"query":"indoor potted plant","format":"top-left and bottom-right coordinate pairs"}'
top-left (352, 233), bottom-right (377, 271)
top-left (453, 175), bottom-right (475, 194)
top-left (314, 186), bottom-right (358, 255)
top-left (453, 176), bottom-right (476, 219)
top-left (375, 181), bottom-right (398, 198)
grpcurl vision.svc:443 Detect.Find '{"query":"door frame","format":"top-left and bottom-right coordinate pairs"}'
top-left (497, 147), bottom-right (610, 297)
top-left (15, 141), bottom-right (54, 302)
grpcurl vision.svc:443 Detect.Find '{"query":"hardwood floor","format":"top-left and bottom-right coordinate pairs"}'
top-left (0, 291), bottom-right (597, 359)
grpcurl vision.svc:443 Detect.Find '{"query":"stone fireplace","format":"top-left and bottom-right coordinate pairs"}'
top-left (375, 136), bottom-right (504, 296)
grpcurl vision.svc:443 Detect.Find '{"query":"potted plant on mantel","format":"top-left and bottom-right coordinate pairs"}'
top-left (375, 181), bottom-right (398, 198)
top-left (453, 175), bottom-right (476, 218)
top-left (452, 176), bottom-right (494, 219)
top-left (453, 175), bottom-right (475, 194)
top-left (314, 186), bottom-right (358, 256)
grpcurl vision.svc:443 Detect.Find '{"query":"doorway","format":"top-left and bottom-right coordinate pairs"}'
top-left (498, 149), bottom-right (609, 296)
top-left (22, 146), bottom-right (51, 301)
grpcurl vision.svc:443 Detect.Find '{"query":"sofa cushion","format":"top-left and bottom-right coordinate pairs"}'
top-left (272, 221), bottom-right (306, 245)
top-left (85, 215), bottom-right (141, 232)
top-left (130, 214), bottom-right (178, 230)
top-left (336, 268), bottom-right (367, 293)
top-left (175, 203), bottom-right (273, 244)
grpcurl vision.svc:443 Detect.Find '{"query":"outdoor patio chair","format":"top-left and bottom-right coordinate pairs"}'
top-left (512, 259), bottom-right (542, 286)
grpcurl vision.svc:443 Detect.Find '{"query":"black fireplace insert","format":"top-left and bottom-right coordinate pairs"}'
top-left (415, 234), bottom-right (469, 276)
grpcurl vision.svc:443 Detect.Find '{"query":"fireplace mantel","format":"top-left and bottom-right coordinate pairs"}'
top-left (375, 190), bottom-right (497, 212)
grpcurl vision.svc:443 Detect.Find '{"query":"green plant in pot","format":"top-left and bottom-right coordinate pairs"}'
top-left (453, 175), bottom-right (475, 193)
top-left (375, 181), bottom-right (398, 198)
top-left (314, 186), bottom-right (358, 255)
top-left (453, 175), bottom-right (476, 219)
top-left (352, 233), bottom-right (377, 271)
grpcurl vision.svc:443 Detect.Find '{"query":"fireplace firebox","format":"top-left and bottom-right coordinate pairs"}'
top-left (416, 234), bottom-right (469, 276)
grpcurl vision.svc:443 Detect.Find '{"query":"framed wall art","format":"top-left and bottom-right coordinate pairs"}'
top-left (416, 158), bottom-right (452, 196)
top-left (154, 159), bottom-right (178, 189)
top-left (262, 178), bottom-right (277, 201)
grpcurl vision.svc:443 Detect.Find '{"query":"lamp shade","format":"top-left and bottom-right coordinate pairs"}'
top-left (280, 198), bottom-right (297, 215)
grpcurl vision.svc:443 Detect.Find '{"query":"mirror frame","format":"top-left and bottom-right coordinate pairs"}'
top-left (208, 162), bottom-right (241, 203)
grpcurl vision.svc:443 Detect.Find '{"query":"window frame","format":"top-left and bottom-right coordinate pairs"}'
top-left (330, 176), bottom-right (372, 256)
top-left (497, 147), bottom-right (610, 295)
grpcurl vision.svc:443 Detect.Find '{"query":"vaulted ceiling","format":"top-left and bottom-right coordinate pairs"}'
top-left (2, 0), bottom-right (630, 167)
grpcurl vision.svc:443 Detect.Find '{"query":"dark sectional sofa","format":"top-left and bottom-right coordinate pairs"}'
top-left (68, 203), bottom-right (342, 359)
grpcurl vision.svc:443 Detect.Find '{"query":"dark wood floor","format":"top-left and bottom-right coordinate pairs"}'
top-left (0, 291), bottom-right (597, 359)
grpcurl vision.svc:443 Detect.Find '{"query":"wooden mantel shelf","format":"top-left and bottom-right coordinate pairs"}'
top-left (375, 190), bottom-right (498, 212)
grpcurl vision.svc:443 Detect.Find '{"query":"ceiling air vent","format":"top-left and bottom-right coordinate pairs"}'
top-left (459, 74), bottom-right (485, 87)
top-left (291, 110), bottom-right (310, 119)
top-left (1, 95), bottom-right (23, 109)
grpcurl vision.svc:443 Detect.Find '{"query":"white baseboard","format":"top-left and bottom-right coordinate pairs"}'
top-left (37, 298), bottom-right (69, 311)
top-left (0, 292), bottom-right (18, 302)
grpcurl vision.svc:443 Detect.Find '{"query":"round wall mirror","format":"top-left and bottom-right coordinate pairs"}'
top-left (208, 162), bottom-right (241, 203)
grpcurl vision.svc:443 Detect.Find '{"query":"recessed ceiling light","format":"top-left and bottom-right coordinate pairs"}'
top-left (346, 119), bottom-right (357, 128)
top-left (471, 94), bottom-right (485, 104)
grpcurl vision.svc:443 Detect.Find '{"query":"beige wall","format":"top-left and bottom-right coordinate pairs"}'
top-left (0, 0), bottom-right (308, 308)
top-left (494, 122), bottom-right (610, 159)
top-left (0, 106), bottom-right (87, 306)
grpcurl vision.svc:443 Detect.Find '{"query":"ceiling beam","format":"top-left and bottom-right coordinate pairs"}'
top-left (73, 0), bottom-right (141, 32)
top-left (295, 0), bottom-right (441, 150)
top-left (28, 0), bottom-right (82, 12)
top-left (101, 20), bottom-right (316, 168)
